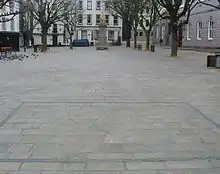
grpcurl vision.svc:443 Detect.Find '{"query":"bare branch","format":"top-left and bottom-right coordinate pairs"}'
top-left (198, 0), bottom-right (220, 9)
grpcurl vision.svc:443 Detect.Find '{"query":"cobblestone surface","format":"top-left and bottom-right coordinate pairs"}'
top-left (0, 47), bottom-right (220, 173)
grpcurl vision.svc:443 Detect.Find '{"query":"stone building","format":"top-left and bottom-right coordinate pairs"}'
top-left (32, 0), bottom-right (123, 46)
top-left (183, 0), bottom-right (220, 49)
top-left (0, 1), bottom-right (20, 32)
top-left (152, 0), bottom-right (220, 49)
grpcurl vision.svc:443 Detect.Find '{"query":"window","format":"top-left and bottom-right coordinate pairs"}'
top-left (10, 19), bottom-right (14, 31)
top-left (79, 0), bottom-right (83, 10)
top-left (145, 20), bottom-right (149, 27)
top-left (161, 24), bottom-right (165, 39)
top-left (2, 18), bottom-right (6, 30)
top-left (81, 30), bottom-right (87, 39)
top-left (87, 0), bottom-right (92, 10)
top-left (96, 14), bottom-right (100, 24)
top-left (78, 14), bottom-right (83, 25)
top-left (87, 14), bottom-right (92, 25)
top-left (197, 21), bottom-right (202, 40)
top-left (208, 20), bottom-right (214, 40)
top-left (108, 31), bottom-right (114, 41)
top-left (139, 31), bottom-right (143, 36)
top-left (113, 16), bottom-right (118, 25)
top-left (186, 23), bottom-right (191, 40)
top-left (53, 24), bottom-right (57, 33)
top-left (95, 30), bottom-right (99, 40)
top-left (105, 15), bottom-right (109, 24)
top-left (96, 0), bottom-right (101, 10)
top-left (156, 25), bottom-right (159, 39)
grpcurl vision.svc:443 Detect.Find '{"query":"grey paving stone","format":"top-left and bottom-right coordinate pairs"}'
top-left (158, 168), bottom-right (220, 174)
top-left (86, 162), bottom-right (124, 170)
top-left (10, 172), bottom-right (41, 174)
top-left (0, 162), bottom-right (21, 170)
top-left (165, 160), bottom-right (212, 169)
top-left (20, 163), bottom-right (62, 170)
top-left (41, 172), bottom-right (72, 174)
top-left (210, 160), bottom-right (220, 168)
top-left (126, 162), bottom-right (166, 170)
top-left (122, 171), bottom-right (157, 174)
top-left (0, 172), bottom-right (9, 174)
top-left (0, 47), bottom-right (220, 172)
top-left (63, 163), bottom-right (86, 170)
top-left (87, 153), bottom-right (133, 160)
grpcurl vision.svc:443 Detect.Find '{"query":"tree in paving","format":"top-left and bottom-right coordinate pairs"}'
top-left (19, 0), bottom-right (38, 50)
top-left (152, 0), bottom-right (198, 56)
top-left (107, 0), bottom-right (134, 47)
top-left (28, 0), bottom-right (70, 52)
top-left (139, 0), bottom-right (159, 51)
top-left (130, 0), bottom-right (144, 49)
top-left (199, 0), bottom-right (220, 9)
top-left (63, 0), bottom-right (84, 49)
top-left (0, 0), bottom-right (21, 23)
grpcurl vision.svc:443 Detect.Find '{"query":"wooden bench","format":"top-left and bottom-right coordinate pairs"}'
top-left (0, 47), bottom-right (12, 52)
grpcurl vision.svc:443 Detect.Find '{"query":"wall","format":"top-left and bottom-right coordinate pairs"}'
top-left (182, 1), bottom-right (220, 48)
top-left (0, 1), bottom-right (20, 32)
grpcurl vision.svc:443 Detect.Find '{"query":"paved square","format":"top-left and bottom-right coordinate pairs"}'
top-left (0, 47), bottom-right (220, 173)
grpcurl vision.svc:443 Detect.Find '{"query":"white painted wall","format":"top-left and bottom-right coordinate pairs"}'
top-left (0, 1), bottom-right (20, 32)
top-left (32, 0), bottom-right (123, 45)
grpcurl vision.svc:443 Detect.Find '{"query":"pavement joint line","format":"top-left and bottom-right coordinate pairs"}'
top-left (186, 102), bottom-right (220, 130)
top-left (0, 157), bottom-right (218, 163)
top-left (0, 102), bottom-right (24, 127)
top-left (21, 101), bottom-right (187, 104)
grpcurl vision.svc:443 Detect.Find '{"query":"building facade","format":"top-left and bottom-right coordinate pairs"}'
top-left (183, 0), bottom-right (220, 49)
top-left (32, 0), bottom-right (123, 46)
top-left (0, 1), bottom-right (20, 32)
top-left (152, 0), bottom-right (220, 49)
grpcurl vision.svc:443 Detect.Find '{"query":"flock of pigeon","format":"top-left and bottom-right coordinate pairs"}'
top-left (0, 52), bottom-right (39, 61)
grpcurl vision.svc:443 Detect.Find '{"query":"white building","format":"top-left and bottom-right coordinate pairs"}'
top-left (0, 1), bottom-right (20, 32)
top-left (32, 0), bottom-right (123, 45)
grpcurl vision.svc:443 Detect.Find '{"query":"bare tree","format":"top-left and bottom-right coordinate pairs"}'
top-left (199, 0), bottom-right (220, 9)
top-left (107, 0), bottom-right (134, 47)
top-left (0, 0), bottom-right (21, 23)
top-left (130, 0), bottom-right (143, 49)
top-left (139, 0), bottom-right (159, 51)
top-left (27, 0), bottom-right (70, 52)
top-left (153, 0), bottom-right (198, 56)
top-left (63, 0), bottom-right (84, 49)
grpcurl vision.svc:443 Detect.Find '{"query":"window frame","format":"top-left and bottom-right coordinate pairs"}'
top-left (186, 23), bottom-right (191, 40)
top-left (78, 14), bottom-right (83, 25)
top-left (96, 14), bottom-right (100, 25)
top-left (87, 0), bottom-right (92, 10)
top-left (113, 15), bottom-right (118, 26)
top-left (161, 24), bottom-right (165, 40)
top-left (96, 0), bottom-right (101, 10)
top-left (87, 14), bottom-right (92, 25)
top-left (196, 21), bottom-right (202, 40)
top-left (79, 0), bottom-right (83, 10)
top-left (105, 15), bottom-right (109, 25)
top-left (156, 25), bottom-right (159, 39)
top-left (208, 20), bottom-right (214, 40)
top-left (108, 30), bottom-right (114, 41)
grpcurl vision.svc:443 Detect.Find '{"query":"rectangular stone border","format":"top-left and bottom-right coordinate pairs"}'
top-left (0, 102), bottom-right (24, 128)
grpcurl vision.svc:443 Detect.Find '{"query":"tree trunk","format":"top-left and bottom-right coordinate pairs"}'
top-left (124, 19), bottom-right (131, 47)
top-left (145, 32), bottom-right (150, 51)
top-left (70, 34), bottom-right (73, 49)
top-left (126, 39), bottom-right (131, 47)
top-left (171, 24), bottom-right (178, 57)
top-left (134, 30), bottom-right (137, 49)
top-left (41, 28), bottom-right (48, 52)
